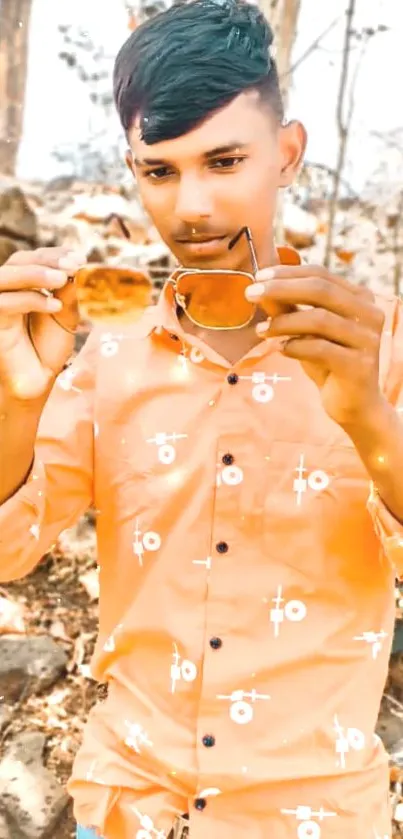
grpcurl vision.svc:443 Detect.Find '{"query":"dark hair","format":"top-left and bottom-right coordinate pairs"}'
top-left (113, 0), bottom-right (283, 145)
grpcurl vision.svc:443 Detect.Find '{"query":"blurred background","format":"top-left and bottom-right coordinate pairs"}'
top-left (1, 1), bottom-right (403, 837)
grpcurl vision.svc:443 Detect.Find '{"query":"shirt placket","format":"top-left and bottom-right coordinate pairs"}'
top-left (191, 368), bottom-right (253, 824)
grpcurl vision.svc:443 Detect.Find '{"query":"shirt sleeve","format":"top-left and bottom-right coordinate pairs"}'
top-left (0, 326), bottom-right (99, 583)
top-left (367, 296), bottom-right (403, 578)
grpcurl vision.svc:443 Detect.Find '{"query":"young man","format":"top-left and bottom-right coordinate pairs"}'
top-left (0, 1), bottom-right (403, 837)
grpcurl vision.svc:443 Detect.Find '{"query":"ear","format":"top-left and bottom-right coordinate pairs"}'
top-left (278, 120), bottom-right (307, 188)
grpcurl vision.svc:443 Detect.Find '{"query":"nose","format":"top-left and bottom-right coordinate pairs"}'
top-left (174, 174), bottom-right (213, 223)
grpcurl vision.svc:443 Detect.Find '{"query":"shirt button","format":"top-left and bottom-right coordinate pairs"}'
top-left (202, 734), bottom-right (215, 748)
top-left (210, 637), bottom-right (223, 649)
top-left (227, 373), bottom-right (239, 385)
top-left (194, 798), bottom-right (207, 811)
top-left (222, 453), bottom-right (234, 465)
top-left (216, 541), bottom-right (228, 554)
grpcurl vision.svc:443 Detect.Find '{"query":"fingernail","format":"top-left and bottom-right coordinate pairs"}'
top-left (46, 269), bottom-right (66, 285)
top-left (245, 282), bottom-right (265, 300)
top-left (46, 298), bottom-right (63, 311)
top-left (256, 268), bottom-right (275, 280)
top-left (256, 319), bottom-right (271, 335)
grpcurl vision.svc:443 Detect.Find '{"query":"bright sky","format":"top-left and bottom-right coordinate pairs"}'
top-left (18, 0), bottom-right (403, 191)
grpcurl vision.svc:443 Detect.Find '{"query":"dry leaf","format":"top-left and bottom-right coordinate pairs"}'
top-left (0, 594), bottom-right (26, 635)
top-left (335, 248), bottom-right (356, 264)
top-left (79, 569), bottom-right (100, 601)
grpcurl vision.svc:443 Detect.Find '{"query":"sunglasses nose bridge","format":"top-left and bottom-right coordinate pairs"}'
top-left (173, 269), bottom-right (256, 330)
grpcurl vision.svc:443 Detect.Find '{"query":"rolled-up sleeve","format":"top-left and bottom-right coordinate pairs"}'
top-left (367, 482), bottom-right (403, 578)
top-left (367, 296), bottom-right (403, 578)
top-left (0, 327), bottom-right (99, 582)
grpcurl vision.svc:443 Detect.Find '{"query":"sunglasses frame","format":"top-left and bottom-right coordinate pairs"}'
top-left (170, 227), bottom-right (260, 331)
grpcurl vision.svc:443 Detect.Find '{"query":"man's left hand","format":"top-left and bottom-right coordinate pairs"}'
top-left (245, 264), bottom-right (386, 427)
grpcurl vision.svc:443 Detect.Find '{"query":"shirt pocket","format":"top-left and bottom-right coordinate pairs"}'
top-left (262, 440), bottom-right (387, 586)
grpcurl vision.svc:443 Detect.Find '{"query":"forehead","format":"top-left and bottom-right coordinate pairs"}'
top-left (129, 90), bottom-right (276, 163)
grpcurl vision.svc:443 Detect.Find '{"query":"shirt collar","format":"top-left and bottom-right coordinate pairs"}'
top-left (142, 244), bottom-right (301, 340)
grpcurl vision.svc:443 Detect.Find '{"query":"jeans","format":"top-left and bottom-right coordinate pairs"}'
top-left (77, 813), bottom-right (188, 838)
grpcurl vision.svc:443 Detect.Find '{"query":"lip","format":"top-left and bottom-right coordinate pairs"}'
top-left (176, 236), bottom-right (228, 256)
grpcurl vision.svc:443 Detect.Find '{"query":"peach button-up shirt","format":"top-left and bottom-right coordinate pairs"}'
top-left (1, 265), bottom-right (403, 839)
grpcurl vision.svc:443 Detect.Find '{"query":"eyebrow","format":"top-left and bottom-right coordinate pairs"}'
top-left (134, 142), bottom-right (249, 167)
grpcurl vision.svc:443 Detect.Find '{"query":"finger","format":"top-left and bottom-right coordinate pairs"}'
top-left (257, 263), bottom-right (374, 301)
top-left (0, 290), bottom-right (64, 315)
top-left (280, 336), bottom-right (357, 370)
top-left (0, 263), bottom-right (71, 293)
top-left (261, 308), bottom-right (377, 350)
top-left (246, 278), bottom-right (379, 325)
top-left (7, 247), bottom-right (87, 272)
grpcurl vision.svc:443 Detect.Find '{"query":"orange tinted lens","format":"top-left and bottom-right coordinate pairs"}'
top-left (176, 271), bottom-right (254, 327)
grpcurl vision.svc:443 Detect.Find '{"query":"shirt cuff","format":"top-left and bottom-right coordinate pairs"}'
top-left (367, 481), bottom-right (403, 578)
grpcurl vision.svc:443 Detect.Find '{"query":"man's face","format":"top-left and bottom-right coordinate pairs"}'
top-left (127, 91), bottom-right (306, 273)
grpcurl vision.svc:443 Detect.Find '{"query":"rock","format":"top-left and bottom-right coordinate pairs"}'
top-left (69, 192), bottom-right (146, 225)
top-left (376, 709), bottom-right (403, 751)
top-left (0, 636), bottom-right (68, 702)
top-left (0, 705), bottom-right (12, 733)
top-left (0, 732), bottom-right (69, 839)
top-left (0, 178), bottom-right (37, 244)
top-left (283, 202), bottom-right (317, 249)
top-left (0, 236), bottom-right (31, 266)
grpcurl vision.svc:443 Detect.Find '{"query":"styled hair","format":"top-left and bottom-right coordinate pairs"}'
top-left (113, 0), bottom-right (284, 144)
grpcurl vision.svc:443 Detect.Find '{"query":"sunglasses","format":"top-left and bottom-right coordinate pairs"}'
top-left (169, 227), bottom-right (299, 331)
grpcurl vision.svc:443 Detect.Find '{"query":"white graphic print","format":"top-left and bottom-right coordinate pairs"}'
top-left (216, 463), bottom-right (244, 487)
top-left (132, 807), bottom-right (167, 839)
top-left (373, 832), bottom-right (391, 839)
top-left (171, 643), bottom-right (198, 693)
top-left (133, 519), bottom-right (162, 566)
top-left (124, 720), bottom-right (153, 754)
top-left (29, 523), bottom-right (40, 540)
top-left (270, 585), bottom-right (307, 637)
top-left (100, 332), bottom-right (123, 357)
top-left (353, 629), bottom-right (388, 659)
top-left (147, 431), bottom-right (188, 465)
top-left (193, 556), bottom-right (213, 571)
top-left (85, 758), bottom-right (107, 784)
top-left (216, 688), bottom-right (271, 724)
top-left (57, 366), bottom-right (81, 393)
top-left (186, 346), bottom-right (205, 364)
top-left (103, 622), bottom-right (124, 653)
top-left (294, 454), bottom-right (330, 506)
top-left (333, 715), bottom-right (365, 769)
top-left (281, 805), bottom-right (337, 839)
top-left (198, 787), bottom-right (222, 797)
top-left (239, 371), bottom-right (291, 403)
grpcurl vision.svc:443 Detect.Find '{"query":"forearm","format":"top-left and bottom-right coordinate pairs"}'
top-left (341, 394), bottom-right (403, 523)
top-left (0, 390), bottom-right (49, 504)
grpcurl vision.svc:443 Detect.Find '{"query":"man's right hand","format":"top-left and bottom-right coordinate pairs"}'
top-left (0, 247), bottom-right (87, 403)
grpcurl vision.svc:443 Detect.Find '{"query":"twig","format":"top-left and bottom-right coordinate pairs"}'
top-left (283, 14), bottom-right (342, 78)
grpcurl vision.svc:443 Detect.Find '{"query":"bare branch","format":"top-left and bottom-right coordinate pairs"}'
top-left (282, 14), bottom-right (342, 79)
top-left (324, 0), bottom-right (358, 268)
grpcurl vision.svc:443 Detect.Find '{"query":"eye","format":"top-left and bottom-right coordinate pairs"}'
top-left (143, 166), bottom-right (174, 181)
top-left (210, 156), bottom-right (247, 170)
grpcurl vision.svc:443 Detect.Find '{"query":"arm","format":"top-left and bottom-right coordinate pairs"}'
top-left (0, 328), bottom-right (98, 582)
top-left (346, 304), bottom-right (403, 578)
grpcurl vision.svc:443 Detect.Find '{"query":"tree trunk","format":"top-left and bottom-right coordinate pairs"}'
top-left (258, 0), bottom-right (301, 109)
top-left (258, 0), bottom-right (301, 242)
top-left (0, 0), bottom-right (33, 175)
